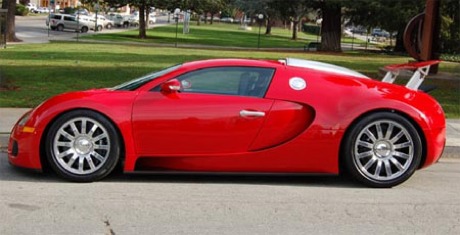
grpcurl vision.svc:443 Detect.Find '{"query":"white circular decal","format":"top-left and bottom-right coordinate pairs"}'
top-left (289, 77), bottom-right (307, 90)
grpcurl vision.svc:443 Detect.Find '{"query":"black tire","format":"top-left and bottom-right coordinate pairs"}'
top-left (123, 22), bottom-right (129, 28)
top-left (106, 23), bottom-right (112, 29)
top-left (81, 26), bottom-right (88, 33)
top-left (45, 110), bottom-right (121, 182)
top-left (97, 25), bottom-right (103, 32)
top-left (343, 112), bottom-right (422, 188)
top-left (57, 24), bottom-right (64, 31)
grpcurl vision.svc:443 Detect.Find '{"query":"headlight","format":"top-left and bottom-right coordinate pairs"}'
top-left (17, 111), bottom-right (36, 133)
top-left (18, 111), bottom-right (32, 126)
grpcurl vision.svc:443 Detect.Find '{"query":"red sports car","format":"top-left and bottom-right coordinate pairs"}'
top-left (8, 58), bottom-right (445, 187)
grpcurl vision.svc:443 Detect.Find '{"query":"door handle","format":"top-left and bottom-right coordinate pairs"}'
top-left (240, 110), bottom-right (265, 118)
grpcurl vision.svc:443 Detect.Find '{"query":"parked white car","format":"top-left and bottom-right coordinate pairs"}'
top-left (107, 13), bottom-right (130, 28)
top-left (78, 15), bottom-right (105, 31)
top-left (94, 15), bottom-right (114, 29)
top-left (26, 3), bottom-right (37, 12)
top-left (129, 11), bottom-right (156, 26)
top-left (46, 13), bottom-right (91, 33)
top-left (33, 7), bottom-right (50, 14)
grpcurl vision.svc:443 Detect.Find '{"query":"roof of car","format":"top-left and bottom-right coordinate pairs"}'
top-left (182, 58), bottom-right (369, 79)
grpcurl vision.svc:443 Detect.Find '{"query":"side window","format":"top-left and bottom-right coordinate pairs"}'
top-left (174, 67), bottom-right (275, 98)
top-left (64, 16), bottom-right (75, 22)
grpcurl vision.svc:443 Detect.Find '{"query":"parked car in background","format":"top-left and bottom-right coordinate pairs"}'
top-left (33, 7), bottom-right (50, 14)
top-left (94, 15), bottom-right (114, 29)
top-left (78, 15), bottom-right (105, 31)
top-left (372, 28), bottom-right (390, 38)
top-left (128, 11), bottom-right (156, 26)
top-left (129, 14), bottom-right (139, 27)
top-left (46, 13), bottom-right (91, 33)
top-left (148, 13), bottom-right (156, 24)
top-left (220, 17), bottom-right (234, 23)
top-left (74, 8), bottom-right (90, 16)
top-left (107, 13), bottom-right (130, 28)
top-left (26, 3), bottom-right (37, 12)
top-left (350, 27), bottom-right (367, 35)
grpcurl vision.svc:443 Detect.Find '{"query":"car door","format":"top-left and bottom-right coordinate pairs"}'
top-left (132, 66), bottom-right (275, 156)
top-left (63, 15), bottom-right (77, 30)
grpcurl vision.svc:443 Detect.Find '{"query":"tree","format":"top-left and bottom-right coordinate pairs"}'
top-left (203, 0), bottom-right (225, 24)
top-left (271, 0), bottom-right (310, 40)
top-left (2, 0), bottom-right (20, 42)
top-left (186, 0), bottom-right (208, 26)
top-left (105, 0), bottom-right (156, 39)
top-left (234, 0), bottom-right (278, 34)
top-left (317, 0), bottom-right (342, 52)
top-left (440, 0), bottom-right (460, 53)
top-left (344, 0), bottom-right (424, 52)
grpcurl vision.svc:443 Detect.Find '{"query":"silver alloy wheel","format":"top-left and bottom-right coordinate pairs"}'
top-left (53, 117), bottom-right (111, 175)
top-left (353, 120), bottom-right (414, 181)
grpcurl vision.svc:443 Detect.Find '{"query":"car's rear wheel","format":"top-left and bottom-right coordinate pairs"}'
top-left (343, 112), bottom-right (422, 188)
top-left (81, 26), bottom-right (88, 33)
top-left (96, 25), bottom-right (103, 32)
top-left (106, 23), bottom-right (112, 29)
top-left (57, 24), bottom-right (64, 31)
top-left (45, 110), bottom-right (120, 182)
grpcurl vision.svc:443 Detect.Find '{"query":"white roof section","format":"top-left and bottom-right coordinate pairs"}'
top-left (280, 58), bottom-right (370, 79)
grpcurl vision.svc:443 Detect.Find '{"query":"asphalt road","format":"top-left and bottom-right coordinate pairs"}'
top-left (1, 151), bottom-right (459, 234)
top-left (14, 15), bottom-right (170, 44)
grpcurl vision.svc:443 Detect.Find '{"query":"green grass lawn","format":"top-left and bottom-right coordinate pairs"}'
top-left (84, 23), bottom-right (367, 48)
top-left (0, 42), bottom-right (458, 117)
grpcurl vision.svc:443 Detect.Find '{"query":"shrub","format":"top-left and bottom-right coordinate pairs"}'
top-left (440, 54), bottom-right (460, 63)
top-left (15, 4), bottom-right (29, 16)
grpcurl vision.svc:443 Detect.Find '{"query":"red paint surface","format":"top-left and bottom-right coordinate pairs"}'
top-left (8, 59), bottom-right (445, 174)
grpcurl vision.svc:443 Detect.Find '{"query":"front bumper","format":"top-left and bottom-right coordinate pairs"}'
top-left (8, 125), bottom-right (43, 171)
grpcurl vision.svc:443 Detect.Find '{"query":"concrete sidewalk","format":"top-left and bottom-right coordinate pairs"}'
top-left (0, 108), bottom-right (459, 157)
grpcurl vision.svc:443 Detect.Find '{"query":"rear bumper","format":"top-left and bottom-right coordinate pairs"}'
top-left (421, 126), bottom-right (446, 168)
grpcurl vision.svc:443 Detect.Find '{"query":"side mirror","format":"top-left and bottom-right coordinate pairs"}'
top-left (161, 79), bottom-right (182, 93)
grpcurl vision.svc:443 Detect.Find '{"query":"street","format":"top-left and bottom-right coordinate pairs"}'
top-left (14, 15), bottom-right (169, 44)
top-left (1, 151), bottom-right (459, 234)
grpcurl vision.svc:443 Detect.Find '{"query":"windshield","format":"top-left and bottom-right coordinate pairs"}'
top-left (112, 64), bottom-right (182, 91)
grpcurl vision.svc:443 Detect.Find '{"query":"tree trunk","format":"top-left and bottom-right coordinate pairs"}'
top-left (394, 27), bottom-right (405, 52)
top-left (197, 15), bottom-right (201, 26)
top-left (291, 20), bottom-right (299, 40)
top-left (138, 5), bottom-right (146, 39)
top-left (4, 0), bottom-right (21, 42)
top-left (210, 13), bottom-right (214, 24)
top-left (320, 2), bottom-right (341, 52)
top-left (265, 18), bottom-right (273, 35)
top-left (204, 14), bottom-right (208, 24)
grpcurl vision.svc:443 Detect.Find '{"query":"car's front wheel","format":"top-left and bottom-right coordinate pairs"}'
top-left (45, 110), bottom-right (121, 182)
top-left (343, 112), bottom-right (422, 188)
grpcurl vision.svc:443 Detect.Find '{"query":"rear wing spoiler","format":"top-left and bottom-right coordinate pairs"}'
top-left (381, 60), bottom-right (441, 90)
